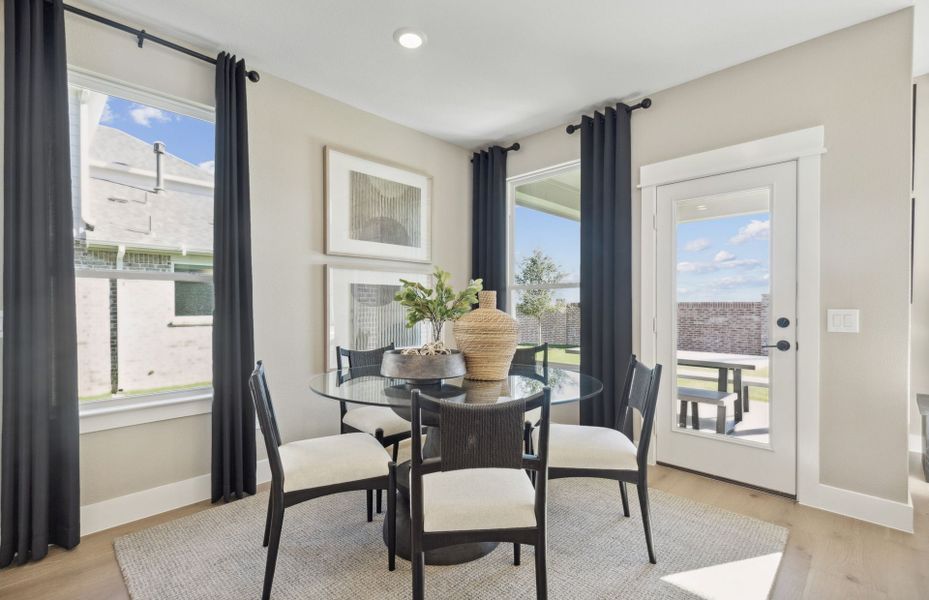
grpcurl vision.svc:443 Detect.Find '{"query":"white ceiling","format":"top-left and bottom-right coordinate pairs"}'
top-left (83, 0), bottom-right (918, 149)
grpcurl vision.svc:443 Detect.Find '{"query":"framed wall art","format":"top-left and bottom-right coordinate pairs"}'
top-left (325, 265), bottom-right (431, 369)
top-left (325, 147), bottom-right (432, 263)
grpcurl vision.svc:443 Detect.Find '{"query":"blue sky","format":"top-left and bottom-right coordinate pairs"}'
top-left (101, 96), bottom-right (215, 169)
top-left (677, 213), bottom-right (770, 301)
top-left (514, 205), bottom-right (580, 302)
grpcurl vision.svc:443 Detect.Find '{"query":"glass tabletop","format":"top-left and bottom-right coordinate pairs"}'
top-left (309, 365), bottom-right (602, 408)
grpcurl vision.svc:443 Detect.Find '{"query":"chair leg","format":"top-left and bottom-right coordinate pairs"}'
top-left (514, 543), bottom-right (521, 566)
top-left (412, 551), bottom-right (425, 600)
top-left (366, 489), bottom-right (374, 522)
top-left (262, 493), bottom-right (273, 547)
top-left (262, 500), bottom-right (285, 600)
top-left (392, 442), bottom-right (400, 462)
top-left (637, 482), bottom-right (657, 564)
top-left (535, 534), bottom-right (548, 600)
top-left (377, 489), bottom-right (383, 514)
top-left (619, 481), bottom-right (630, 517)
top-left (388, 468), bottom-right (397, 571)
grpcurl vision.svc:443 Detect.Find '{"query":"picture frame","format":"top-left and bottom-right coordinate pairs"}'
top-left (325, 265), bottom-right (431, 370)
top-left (325, 146), bottom-right (432, 263)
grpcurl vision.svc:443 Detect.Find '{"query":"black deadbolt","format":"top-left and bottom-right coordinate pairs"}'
top-left (776, 317), bottom-right (790, 328)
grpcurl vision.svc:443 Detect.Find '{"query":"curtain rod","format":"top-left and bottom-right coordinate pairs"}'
top-left (565, 98), bottom-right (651, 134)
top-left (470, 142), bottom-right (520, 162)
top-left (60, 2), bottom-right (260, 82)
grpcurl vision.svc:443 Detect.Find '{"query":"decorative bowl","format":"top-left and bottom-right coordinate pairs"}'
top-left (380, 349), bottom-right (467, 385)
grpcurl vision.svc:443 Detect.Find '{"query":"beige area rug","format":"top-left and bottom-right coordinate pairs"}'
top-left (114, 479), bottom-right (788, 599)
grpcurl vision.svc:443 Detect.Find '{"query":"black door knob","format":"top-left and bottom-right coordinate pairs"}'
top-left (762, 340), bottom-right (791, 352)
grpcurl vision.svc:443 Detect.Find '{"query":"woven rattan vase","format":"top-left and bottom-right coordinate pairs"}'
top-left (453, 290), bottom-right (518, 381)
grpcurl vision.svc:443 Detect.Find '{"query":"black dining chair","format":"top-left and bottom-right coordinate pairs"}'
top-left (250, 361), bottom-right (397, 600)
top-left (336, 343), bottom-right (412, 519)
top-left (409, 388), bottom-right (552, 600)
top-left (533, 355), bottom-right (662, 563)
top-left (514, 343), bottom-right (549, 464)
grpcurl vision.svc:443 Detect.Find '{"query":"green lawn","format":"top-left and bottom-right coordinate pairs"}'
top-left (519, 343), bottom-right (579, 367)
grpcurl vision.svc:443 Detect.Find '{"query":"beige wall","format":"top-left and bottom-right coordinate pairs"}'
top-left (0, 2), bottom-right (471, 506)
top-left (246, 74), bottom-right (471, 445)
top-left (912, 73), bottom-right (929, 441)
top-left (512, 9), bottom-right (914, 503)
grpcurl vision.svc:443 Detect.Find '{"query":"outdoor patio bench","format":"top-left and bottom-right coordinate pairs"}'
top-left (678, 387), bottom-right (741, 434)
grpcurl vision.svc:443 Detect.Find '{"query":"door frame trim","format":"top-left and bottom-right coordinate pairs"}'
top-left (639, 126), bottom-right (824, 508)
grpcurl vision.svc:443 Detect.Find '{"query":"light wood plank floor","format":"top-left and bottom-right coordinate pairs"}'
top-left (2, 455), bottom-right (927, 599)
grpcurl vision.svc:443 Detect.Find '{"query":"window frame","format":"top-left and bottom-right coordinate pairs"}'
top-left (506, 160), bottom-right (582, 369)
top-left (69, 68), bottom-right (216, 431)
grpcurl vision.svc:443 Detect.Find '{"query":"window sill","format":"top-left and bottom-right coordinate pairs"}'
top-left (79, 389), bottom-right (212, 434)
top-left (168, 317), bottom-right (213, 327)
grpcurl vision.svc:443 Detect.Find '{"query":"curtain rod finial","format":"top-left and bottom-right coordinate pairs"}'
top-left (247, 70), bottom-right (261, 83)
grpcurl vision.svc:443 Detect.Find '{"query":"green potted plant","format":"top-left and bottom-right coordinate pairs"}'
top-left (380, 267), bottom-right (482, 384)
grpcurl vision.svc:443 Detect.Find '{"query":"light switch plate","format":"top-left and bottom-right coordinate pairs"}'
top-left (827, 309), bottom-right (859, 333)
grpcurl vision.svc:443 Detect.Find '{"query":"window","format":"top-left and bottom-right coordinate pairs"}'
top-left (174, 264), bottom-right (215, 317)
top-left (508, 163), bottom-right (581, 368)
top-left (70, 74), bottom-right (215, 405)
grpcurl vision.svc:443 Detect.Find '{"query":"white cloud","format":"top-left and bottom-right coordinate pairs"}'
top-left (198, 160), bottom-right (215, 174)
top-left (678, 258), bottom-right (761, 273)
top-left (100, 101), bottom-right (116, 124)
top-left (714, 250), bottom-right (736, 262)
top-left (129, 105), bottom-right (172, 127)
top-left (684, 238), bottom-right (711, 252)
top-left (729, 219), bottom-right (770, 244)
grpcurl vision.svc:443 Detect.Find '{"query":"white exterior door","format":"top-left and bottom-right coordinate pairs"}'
top-left (653, 161), bottom-right (798, 494)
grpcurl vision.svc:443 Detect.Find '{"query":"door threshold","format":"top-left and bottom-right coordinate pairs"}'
top-left (657, 461), bottom-right (796, 500)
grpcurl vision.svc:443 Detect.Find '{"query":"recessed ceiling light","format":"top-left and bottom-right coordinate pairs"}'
top-left (394, 28), bottom-right (426, 49)
top-left (696, 204), bottom-right (708, 211)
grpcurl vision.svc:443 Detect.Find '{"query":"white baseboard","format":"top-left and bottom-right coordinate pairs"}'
top-left (910, 434), bottom-right (923, 454)
top-left (800, 482), bottom-right (913, 533)
top-left (81, 459), bottom-right (271, 536)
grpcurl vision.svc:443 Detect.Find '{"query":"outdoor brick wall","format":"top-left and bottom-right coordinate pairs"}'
top-left (677, 296), bottom-right (770, 356)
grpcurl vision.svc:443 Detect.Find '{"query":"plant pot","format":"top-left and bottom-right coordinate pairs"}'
top-left (380, 349), bottom-right (467, 385)
top-left (453, 290), bottom-right (518, 381)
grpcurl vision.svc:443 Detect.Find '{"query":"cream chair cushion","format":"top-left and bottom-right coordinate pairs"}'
top-left (343, 406), bottom-right (410, 438)
top-left (534, 423), bottom-right (638, 471)
top-left (279, 433), bottom-right (390, 493)
top-left (419, 468), bottom-right (536, 533)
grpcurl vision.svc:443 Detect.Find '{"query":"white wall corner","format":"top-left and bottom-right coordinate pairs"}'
top-left (80, 459), bottom-right (271, 537)
top-left (910, 433), bottom-right (923, 454)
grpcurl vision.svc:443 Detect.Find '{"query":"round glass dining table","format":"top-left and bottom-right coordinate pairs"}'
top-left (309, 364), bottom-right (602, 409)
top-left (309, 364), bottom-right (603, 566)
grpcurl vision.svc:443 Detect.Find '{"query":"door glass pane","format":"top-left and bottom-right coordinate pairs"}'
top-left (674, 188), bottom-right (771, 445)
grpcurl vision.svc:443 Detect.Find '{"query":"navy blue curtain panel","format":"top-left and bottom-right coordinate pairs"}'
top-left (579, 105), bottom-right (633, 428)
top-left (211, 53), bottom-right (257, 503)
top-left (1, 0), bottom-right (81, 566)
top-left (471, 146), bottom-right (508, 310)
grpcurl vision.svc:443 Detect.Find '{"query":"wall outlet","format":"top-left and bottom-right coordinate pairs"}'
top-left (827, 309), bottom-right (859, 333)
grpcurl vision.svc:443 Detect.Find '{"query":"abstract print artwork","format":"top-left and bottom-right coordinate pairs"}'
top-left (326, 147), bottom-right (431, 262)
top-left (349, 171), bottom-right (422, 248)
top-left (326, 266), bottom-right (430, 368)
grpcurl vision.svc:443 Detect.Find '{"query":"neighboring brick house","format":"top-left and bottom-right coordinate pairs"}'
top-left (71, 89), bottom-right (214, 399)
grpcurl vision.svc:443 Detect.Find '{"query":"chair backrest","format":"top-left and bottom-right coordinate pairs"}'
top-left (336, 343), bottom-right (395, 370)
top-left (410, 390), bottom-right (551, 473)
top-left (249, 361), bottom-right (284, 485)
top-left (512, 343), bottom-right (549, 372)
top-left (614, 355), bottom-right (662, 469)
